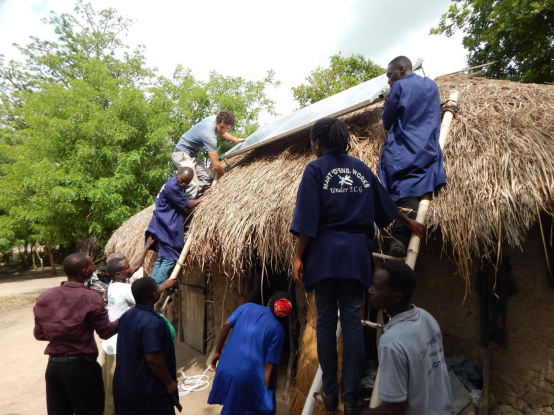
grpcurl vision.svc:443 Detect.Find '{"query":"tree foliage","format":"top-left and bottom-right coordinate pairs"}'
top-left (431, 0), bottom-right (554, 83)
top-left (291, 53), bottom-right (385, 108)
top-left (0, 1), bottom-right (279, 257)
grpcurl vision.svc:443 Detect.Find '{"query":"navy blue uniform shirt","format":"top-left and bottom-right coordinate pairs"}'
top-left (290, 151), bottom-right (398, 291)
top-left (378, 73), bottom-right (446, 201)
top-left (146, 176), bottom-right (190, 261)
top-left (113, 305), bottom-right (180, 415)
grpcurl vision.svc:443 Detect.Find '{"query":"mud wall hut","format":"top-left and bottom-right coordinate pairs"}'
top-left (105, 74), bottom-right (554, 414)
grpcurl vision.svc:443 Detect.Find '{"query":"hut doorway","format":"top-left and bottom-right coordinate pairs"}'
top-left (180, 283), bottom-right (206, 353)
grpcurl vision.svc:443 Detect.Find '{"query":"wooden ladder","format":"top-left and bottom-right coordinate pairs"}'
top-left (302, 90), bottom-right (459, 415)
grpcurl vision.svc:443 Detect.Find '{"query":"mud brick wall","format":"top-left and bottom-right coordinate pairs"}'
top-left (413, 224), bottom-right (554, 414)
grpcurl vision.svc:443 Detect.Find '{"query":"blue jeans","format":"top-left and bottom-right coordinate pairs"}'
top-left (151, 256), bottom-right (176, 286)
top-left (314, 278), bottom-right (365, 407)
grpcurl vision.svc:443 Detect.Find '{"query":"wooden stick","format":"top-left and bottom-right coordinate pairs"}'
top-left (156, 234), bottom-right (194, 314)
top-left (404, 196), bottom-right (431, 270)
top-left (361, 320), bottom-right (384, 330)
top-left (369, 368), bottom-right (382, 408)
top-left (372, 252), bottom-right (406, 262)
top-left (439, 90), bottom-right (459, 150)
top-left (168, 233), bottom-right (194, 281)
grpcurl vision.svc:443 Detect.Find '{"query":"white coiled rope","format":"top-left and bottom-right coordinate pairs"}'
top-left (178, 367), bottom-right (212, 396)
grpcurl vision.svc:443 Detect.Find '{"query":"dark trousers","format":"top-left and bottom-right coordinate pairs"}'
top-left (314, 278), bottom-right (365, 407)
top-left (45, 359), bottom-right (104, 415)
top-left (115, 398), bottom-right (175, 415)
top-left (392, 197), bottom-right (419, 247)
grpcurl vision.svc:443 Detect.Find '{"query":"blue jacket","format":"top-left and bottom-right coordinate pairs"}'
top-left (378, 73), bottom-right (446, 201)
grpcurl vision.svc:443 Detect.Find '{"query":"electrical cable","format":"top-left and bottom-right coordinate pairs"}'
top-left (178, 366), bottom-right (212, 396)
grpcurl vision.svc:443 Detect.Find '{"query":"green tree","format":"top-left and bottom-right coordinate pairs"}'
top-left (292, 53), bottom-right (385, 108)
top-left (0, 1), bottom-right (279, 264)
top-left (431, 0), bottom-right (554, 83)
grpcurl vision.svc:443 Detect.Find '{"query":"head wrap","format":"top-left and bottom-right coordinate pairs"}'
top-left (273, 298), bottom-right (292, 317)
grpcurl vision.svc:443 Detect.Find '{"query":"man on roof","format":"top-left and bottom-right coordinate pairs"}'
top-left (378, 56), bottom-right (446, 257)
top-left (146, 167), bottom-right (207, 286)
top-left (172, 110), bottom-right (244, 199)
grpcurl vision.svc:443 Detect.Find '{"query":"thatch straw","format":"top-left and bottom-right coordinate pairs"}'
top-left (105, 75), bottom-right (554, 292)
top-left (428, 75), bottom-right (554, 283)
top-left (104, 204), bottom-right (157, 274)
top-left (103, 74), bottom-right (554, 416)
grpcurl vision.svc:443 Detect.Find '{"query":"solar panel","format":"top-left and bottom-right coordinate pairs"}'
top-left (220, 59), bottom-right (423, 160)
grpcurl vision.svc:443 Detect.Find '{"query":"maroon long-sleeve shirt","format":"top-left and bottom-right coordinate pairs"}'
top-left (33, 281), bottom-right (118, 362)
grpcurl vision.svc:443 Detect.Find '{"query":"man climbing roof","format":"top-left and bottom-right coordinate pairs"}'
top-left (378, 56), bottom-right (446, 257)
top-left (172, 110), bottom-right (244, 199)
top-left (146, 167), bottom-right (207, 286)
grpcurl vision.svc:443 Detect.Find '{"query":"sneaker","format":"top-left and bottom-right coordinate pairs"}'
top-left (321, 391), bottom-right (338, 412)
top-left (388, 241), bottom-right (406, 258)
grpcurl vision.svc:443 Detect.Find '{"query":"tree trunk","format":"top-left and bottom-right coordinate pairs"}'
top-left (46, 242), bottom-right (56, 276)
top-left (33, 244), bottom-right (44, 271)
top-left (31, 244), bottom-right (36, 269)
top-left (22, 241), bottom-right (29, 268)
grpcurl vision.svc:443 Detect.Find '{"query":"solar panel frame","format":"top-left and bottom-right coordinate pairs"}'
top-left (220, 59), bottom-right (423, 160)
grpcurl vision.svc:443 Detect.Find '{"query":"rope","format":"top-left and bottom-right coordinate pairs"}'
top-left (178, 367), bottom-right (212, 396)
top-left (441, 99), bottom-right (459, 114)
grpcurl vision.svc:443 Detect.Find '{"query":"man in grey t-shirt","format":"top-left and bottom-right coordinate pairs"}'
top-left (364, 262), bottom-right (452, 415)
top-left (173, 110), bottom-right (243, 199)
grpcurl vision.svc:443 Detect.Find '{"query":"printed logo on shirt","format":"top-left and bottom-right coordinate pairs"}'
top-left (419, 331), bottom-right (447, 376)
top-left (338, 174), bottom-right (353, 186)
top-left (156, 184), bottom-right (166, 199)
top-left (323, 167), bottom-right (371, 193)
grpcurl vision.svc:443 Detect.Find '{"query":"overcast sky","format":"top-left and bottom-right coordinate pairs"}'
top-left (0, 0), bottom-right (467, 122)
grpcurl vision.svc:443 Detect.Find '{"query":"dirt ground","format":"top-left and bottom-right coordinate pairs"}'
top-left (0, 268), bottom-right (222, 415)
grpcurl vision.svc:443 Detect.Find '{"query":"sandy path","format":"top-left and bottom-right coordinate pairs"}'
top-left (0, 270), bottom-right (65, 298)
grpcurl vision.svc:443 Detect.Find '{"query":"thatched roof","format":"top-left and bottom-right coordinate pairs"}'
top-left (105, 75), bottom-right (554, 287)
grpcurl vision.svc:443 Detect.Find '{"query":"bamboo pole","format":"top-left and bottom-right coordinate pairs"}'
top-left (404, 197), bottom-right (431, 269)
top-left (169, 234), bottom-right (194, 281)
top-left (438, 91), bottom-right (459, 150)
top-left (369, 89), bottom-right (459, 409)
top-left (369, 368), bottom-right (382, 408)
top-left (372, 252), bottom-right (406, 262)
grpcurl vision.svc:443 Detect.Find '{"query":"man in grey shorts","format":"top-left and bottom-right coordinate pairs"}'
top-left (365, 261), bottom-right (452, 415)
top-left (172, 110), bottom-right (243, 199)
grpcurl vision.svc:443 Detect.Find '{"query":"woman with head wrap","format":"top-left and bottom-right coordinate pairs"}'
top-left (207, 291), bottom-right (292, 415)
